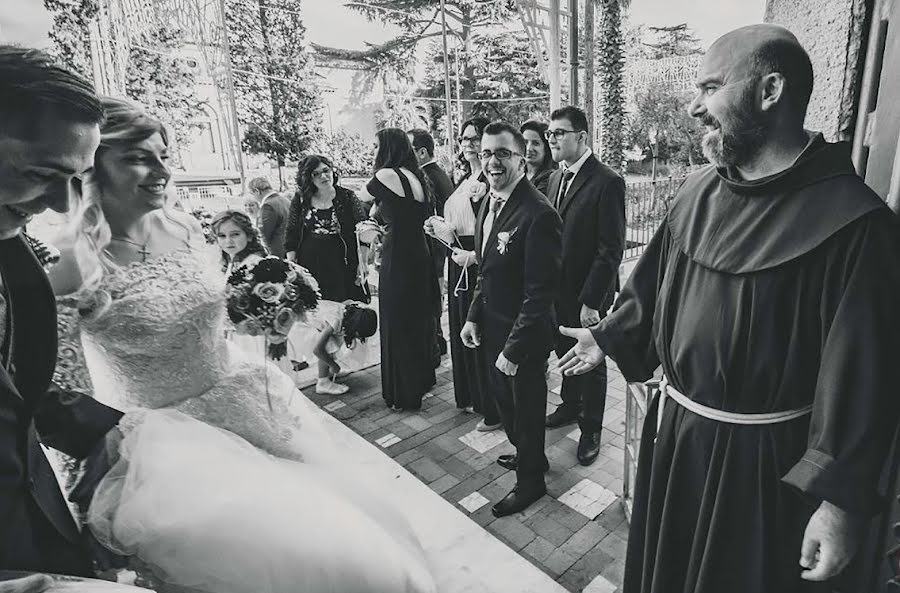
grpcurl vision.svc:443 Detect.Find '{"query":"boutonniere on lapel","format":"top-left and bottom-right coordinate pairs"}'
top-left (496, 227), bottom-right (518, 255)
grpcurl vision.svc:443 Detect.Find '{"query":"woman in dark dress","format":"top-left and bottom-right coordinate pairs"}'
top-left (364, 128), bottom-right (439, 411)
top-left (284, 155), bottom-right (370, 302)
top-left (426, 117), bottom-right (500, 431)
top-left (520, 119), bottom-right (555, 197)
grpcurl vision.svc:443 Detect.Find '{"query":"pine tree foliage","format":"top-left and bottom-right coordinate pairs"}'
top-left (42, 0), bottom-right (98, 78)
top-left (225, 0), bottom-right (324, 164)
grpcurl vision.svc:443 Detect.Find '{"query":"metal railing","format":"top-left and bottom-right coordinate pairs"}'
top-left (624, 176), bottom-right (685, 260)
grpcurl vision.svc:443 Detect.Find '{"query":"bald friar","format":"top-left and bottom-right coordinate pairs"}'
top-left (557, 24), bottom-right (900, 593)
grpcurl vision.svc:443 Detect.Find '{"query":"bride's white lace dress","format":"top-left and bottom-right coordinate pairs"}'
top-left (55, 247), bottom-right (435, 593)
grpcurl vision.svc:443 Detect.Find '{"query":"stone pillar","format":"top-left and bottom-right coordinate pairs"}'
top-left (765, 0), bottom-right (870, 141)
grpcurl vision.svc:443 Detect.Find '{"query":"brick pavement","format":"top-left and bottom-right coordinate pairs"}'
top-left (301, 330), bottom-right (632, 593)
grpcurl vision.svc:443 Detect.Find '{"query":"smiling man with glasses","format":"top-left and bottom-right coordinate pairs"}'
top-left (543, 106), bottom-right (625, 470)
top-left (460, 121), bottom-right (562, 517)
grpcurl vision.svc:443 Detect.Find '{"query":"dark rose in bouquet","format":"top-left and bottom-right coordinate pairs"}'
top-left (226, 256), bottom-right (320, 359)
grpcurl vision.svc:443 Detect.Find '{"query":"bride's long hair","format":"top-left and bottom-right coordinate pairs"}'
top-left (69, 97), bottom-right (170, 292)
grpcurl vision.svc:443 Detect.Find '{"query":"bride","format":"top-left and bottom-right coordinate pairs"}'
top-left (49, 97), bottom-right (435, 593)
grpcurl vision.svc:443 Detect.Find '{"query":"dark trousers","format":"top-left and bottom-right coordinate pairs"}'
top-left (484, 333), bottom-right (549, 489)
top-left (555, 302), bottom-right (609, 434)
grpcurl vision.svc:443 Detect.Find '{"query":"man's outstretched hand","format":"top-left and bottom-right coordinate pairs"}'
top-left (557, 326), bottom-right (606, 376)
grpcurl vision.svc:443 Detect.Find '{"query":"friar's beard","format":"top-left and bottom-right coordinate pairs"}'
top-left (699, 87), bottom-right (770, 169)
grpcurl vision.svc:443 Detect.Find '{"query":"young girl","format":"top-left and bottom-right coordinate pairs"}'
top-left (313, 300), bottom-right (378, 395)
top-left (212, 209), bottom-right (268, 275)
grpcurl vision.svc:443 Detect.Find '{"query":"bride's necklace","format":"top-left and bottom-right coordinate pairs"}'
top-left (109, 234), bottom-right (151, 262)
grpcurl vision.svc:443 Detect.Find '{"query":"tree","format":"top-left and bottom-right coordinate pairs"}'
top-left (343, 0), bottom-right (518, 121)
top-left (418, 29), bottom-right (548, 140)
top-left (327, 130), bottom-right (374, 176)
top-left (124, 27), bottom-right (204, 167)
top-left (642, 23), bottom-right (702, 59)
top-left (43, 0), bottom-right (98, 79)
top-left (225, 0), bottom-right (324, 168)
top-left (626, 81), bottom-right (705, 168)
top-left (597, 0), bottom-right (628, 173)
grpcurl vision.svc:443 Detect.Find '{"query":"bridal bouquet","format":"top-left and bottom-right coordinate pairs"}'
top-left (225, 256), bottom-right (320, 360)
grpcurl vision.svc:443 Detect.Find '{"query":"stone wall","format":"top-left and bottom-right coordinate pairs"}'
top-left (765, 0), bottom-right (870, 141)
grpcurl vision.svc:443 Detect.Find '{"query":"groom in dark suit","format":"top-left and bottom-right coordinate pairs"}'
top-left (544, 106), bottom-right (626, 466)
top-left (461, 121), bottom-right (562, 517)
top-left (0, 46), bottom-right (123, 579)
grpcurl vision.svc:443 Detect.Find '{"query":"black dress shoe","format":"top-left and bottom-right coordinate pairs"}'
top-left (497, 454), bottom-right (518, 470)
top-left (546, 406), bottom-right (579, 428)
top-left (576, 431), bottom-right (602, 466)
top-left (491, 484), bottom-right (546, 517)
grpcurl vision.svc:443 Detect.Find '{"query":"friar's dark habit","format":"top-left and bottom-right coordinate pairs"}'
top-left (592, 133), bottom-right (900, 593)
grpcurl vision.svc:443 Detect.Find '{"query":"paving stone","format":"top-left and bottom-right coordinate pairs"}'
top-left (392, 448), bottom-right (424, 466)
top-left (558, 479), bottom-right (618, 519)
top-left (596, 533), bottom-right (628, 560)
top-left (583, 573), bottom-right (618, 593)
top-left (525, 513), bottom-right (574, 547)
top-left (595, 501), bottom-right (627, 532)
top-left (374, 433), bottom-right (402, 448)
top-left (458, 428), bottom-right (508, 454)
top-left (561, 521), bottom-right (611, 558)
top-left (418, 440), bottom-right (455, 462)
top-left (439, 455), bottom-right (476, 481)
top-left (401, 414), bottom-right (434, 432)
top-left (458, 491), bottom-right (490, 513)
top-left (522, 535), bottom-right (557, 563)
top-left (428, 473), bottom-right (460, 495)
top-left (407, 456), bottom-right (447, 483)
top-left (561, 546), bottom-right (615, 592)
top-left (543, 548), bottom-right (579, 578)
top-left (347, 416), bottom-right (380, 435)
top-left (490, 516), bottom-right (537, 551)
top-left (548, 503), bottom-right (590, 532)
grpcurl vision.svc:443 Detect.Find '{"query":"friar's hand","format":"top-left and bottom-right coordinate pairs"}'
top-left (460, 321), bottom-right (481, 348)
top-left (0, 575), bottom-right (53, 593)
top-left (557, 326), bottom-right (605, 376)
top-left (495, 352), bottom-right (518, 376)
top-left (799, 500), bottom-right (862, 581)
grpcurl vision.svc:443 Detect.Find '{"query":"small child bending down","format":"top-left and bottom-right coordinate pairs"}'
top-left (313, 300), bottom-right (378, 395)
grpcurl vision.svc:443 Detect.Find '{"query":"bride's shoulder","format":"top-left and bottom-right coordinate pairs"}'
top-left (161, 208), bottom-right (204, 240)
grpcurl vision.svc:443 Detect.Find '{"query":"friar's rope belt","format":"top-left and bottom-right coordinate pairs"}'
top-left (655, 375), bottom-right (814, 436)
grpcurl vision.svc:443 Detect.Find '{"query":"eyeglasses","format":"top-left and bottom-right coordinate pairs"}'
top-left (478, 149), bottom-right (521, 161)
top-left (544, 129), bottom-right (581, 140)
top-left (312, 168), bottom-right (332, 178)
top-left (458, 135), bottom-right (481, 145)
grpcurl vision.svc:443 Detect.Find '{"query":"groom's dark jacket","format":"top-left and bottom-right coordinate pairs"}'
top-left (467, 177), bottom-right (562, 363)
top-left (0, 235), bottom-right (122, 575)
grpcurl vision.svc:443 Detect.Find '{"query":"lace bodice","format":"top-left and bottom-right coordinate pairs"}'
top-left (57, 246), bottom-right (313, 460)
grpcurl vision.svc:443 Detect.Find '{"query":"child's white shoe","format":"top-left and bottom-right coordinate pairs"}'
top-left (316, 379), bottom-right (349, 395)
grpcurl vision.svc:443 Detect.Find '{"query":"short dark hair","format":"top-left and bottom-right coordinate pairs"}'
top-left (747, 38), bottom-right (814, 115)
top-left (0, 45), bottom-right (103, 136)
top-left (407, 128), bottom-right (435, 157)
top-left (483, 121), bottom-right (526, 155)
top-left (550, 105), bottom-right (589, 133)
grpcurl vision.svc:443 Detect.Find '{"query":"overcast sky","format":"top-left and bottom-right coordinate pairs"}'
top-left (3, 0), bottom-right (767, 51)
